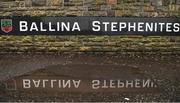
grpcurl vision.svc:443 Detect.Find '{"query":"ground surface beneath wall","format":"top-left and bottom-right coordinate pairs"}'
top-left (0, 53), bottom-right (179, 102)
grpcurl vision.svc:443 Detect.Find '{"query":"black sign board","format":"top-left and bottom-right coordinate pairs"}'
top-left (0, 17), bottom-right (180, 36)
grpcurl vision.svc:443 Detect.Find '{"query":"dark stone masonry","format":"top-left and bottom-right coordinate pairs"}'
top-left (0, 0), bottom-right (180, 17)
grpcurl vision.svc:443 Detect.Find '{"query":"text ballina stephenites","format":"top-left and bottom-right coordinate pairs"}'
top-left (23, 79), bottom-right (157, 89)
top-left (20, 21), bottom-right (180, 32)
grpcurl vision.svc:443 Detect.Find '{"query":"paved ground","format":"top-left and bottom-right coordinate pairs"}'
top-left (0, 53), bottom-right (179, 102)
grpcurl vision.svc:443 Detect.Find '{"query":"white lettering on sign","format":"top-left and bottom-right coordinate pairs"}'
top-left (91, 79), bottom-right (157, 89)
top-left (91, 21), bottom-right (180, 32)
top-left (23, 79), bottom-right (31, 88)
top-left (18, 20), bottom-right (180, 34)
top-left (30, 22), bottom-right (39, 31)
top-left (22, 79), bottom-right (157, 89)
top-left (33, 80), bottom-right (40, 88)
top-left (22, 79), bottom-right (81, 89)
top-left (19, 21), bottom-right (28, 31)
top-left (19, 21), bottom-right (81, 32)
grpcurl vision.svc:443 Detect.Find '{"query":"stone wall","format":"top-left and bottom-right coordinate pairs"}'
top-left (0, 36), bottom-right (179, 54)
top-left (0, 0), bottom-right (180, 17)
top-left (0, 0), bottom-right (180, 54)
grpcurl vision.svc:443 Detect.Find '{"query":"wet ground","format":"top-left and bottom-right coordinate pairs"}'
top-left (0, 53), bottom-right (180, 102)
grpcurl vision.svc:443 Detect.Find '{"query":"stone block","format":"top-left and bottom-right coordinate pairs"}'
top-left (65, 11), bottom-right (82, 16)
top-left (64, 0), bottom-right (83, 6)
top-left (143, 6), bottom-right (155, 12)
top-left (117, 0), bottom-right (123, 4)
top-left (156, 6), bottom-right (168, 12)
top-left (0, 0), bottom-right (15, 2)
top-left (46, 0), bottom-right (62, 6)
top-left (107, 10), bottom-right (115, 16)
top-left (150, 0), bottom-right (162, 6)
top-left (17, 1), bottom-right (25, 7)
top-left (0, 1), bottom-right (17, 8)
top-left (31, 0), bottom-right (46, 6)
top-left (88, 5), bottom-right (101, 11)
top-left (158, 12), bottom-right (169, 17)
top-left (170, 0), bottom-right (176, 4)
top-left (69, 6), bottom-right (79, 11)
top-left (83, 11), bottom-right (107, 16)
top-left (169, 4), bottom-right (179, 11)
top-left (25, 0), bottom-right (32, 7)
top-left (95, 0), bottom-right (106, 5)
top-left (124, 0), bottom-right (136, 3)
top-left (163, 0), bottom-right (170, 6)
top-left (101, 5), bottom-right (111, 11)
top-left (111, 4), bottom-right (124, 10)
top-left (83, 0), bottom-right (94, 6)
top-left (106, 0), bottom-right (117, 5)
top-left (115, 10), bottom-right (123, 16)
top-left (64, 0), bottom-right (73, 6)
top-left (177, 0), bottom-right (180, 5)
top-left (12, 11), bottom-right (23, 16)
top-left (82, 6), bottom-right (88, 11)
